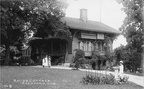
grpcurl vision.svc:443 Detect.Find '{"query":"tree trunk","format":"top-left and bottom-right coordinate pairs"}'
top-left (4, 44), bottom-right (11, 65)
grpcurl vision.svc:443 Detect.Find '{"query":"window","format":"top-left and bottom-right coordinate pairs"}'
top-left (79, 41), bottom-right (84, 50)
top-left (88, 41), bottom-right (93, 51)
top-left (83, 41), bottom-right (88, 51)
top-left (79, 41), bottom-right (94, 52)
top-left (98, 41), bottom-right (105, 51)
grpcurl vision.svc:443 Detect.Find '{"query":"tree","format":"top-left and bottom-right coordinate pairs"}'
top-left (119, 0), bottom-right (143, 52)
top-left (0, 0), bottom-right (70, 65)
top-left (116, 0), bottom-right (144, 72)
top-left (24, 0), bottom-right (71, 38)
top-left (1, 1), bottom-right (28, 65)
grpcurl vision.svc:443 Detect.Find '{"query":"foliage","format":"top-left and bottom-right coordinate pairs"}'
top-left (0, 0), bottom-right (28, 65)
top-left (117, 75), bottom-right (129, 84)
top-left (73, 49), bottom-right (85, 69)
top-left (114, 45), bottom-right (129, 63)
top-left (90, 35), bottom-right (116, 70)
top-left (91, 50), bottom-right (100, 60)
top-left (80, 73), bottom-right (129, 85)
top-left (0, 46), bottom-right (5, 62)
top-left (0, 0), bottom-right (69, 65)
top-left (74, 49), bottom-right (85, 60)
top-left (115, 0), bottom-right (144, 72)
top-left (91, 50), bottom-right (113, 70)
top-left (80, 74), bottom-right (116, 85)
top-left (0, 46), bottom-right (20, 65)
top-left (31, 0), bottom-right (71, 38)
top-left (90, 50), bottom-right (99, 69)
top-left (18, 56), bottom-right (34, 66)
top-left (114, 45), bottom-right (142, 72)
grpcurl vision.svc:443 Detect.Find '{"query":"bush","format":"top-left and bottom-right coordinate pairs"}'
top-left (74, 49), bottom-right (85, 60)
top-left (114, 45), bottom-right (142, 73)
top-left (91, 50), bottom-right (100, 60)
top-left (80, 73), bottom-right (129, 85)
top-left (74, 58), bottom-right (86, 69)
top-left (80, 74), bottom-right (116, 85)
top-left (73, 49), bottom-right (85, 69)
top-left (117, 75), bottom-right (129, 84)
top-left (18, 56), bottom-right (34, 66)
top-left (91, 50), bottom-right (108, 70)
top-left (81, 74), bottom-right (100, 85)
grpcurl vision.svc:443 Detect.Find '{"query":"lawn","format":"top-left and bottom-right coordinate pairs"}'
top-left (0, 66), bottom-right (143, 89)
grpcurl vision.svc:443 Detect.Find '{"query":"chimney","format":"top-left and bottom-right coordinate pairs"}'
top-left (80, 9), bottom-right (88, 22)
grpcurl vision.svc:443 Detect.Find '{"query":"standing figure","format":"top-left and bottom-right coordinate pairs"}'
top-left (42, 56), bottom-right (45, 67)
top-left (48, 56), bottom-right (51, 67)
top-left (113, 61), bottom-right (124, 80)
top-left (119, 61), bottom-right (124, 74)
top-left (42, 55), bottom-right (48, 67)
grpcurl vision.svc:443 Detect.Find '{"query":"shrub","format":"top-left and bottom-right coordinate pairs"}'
top-left (80, 73), bottom-right (129, 85)
top-left (80, 74), bottom-right (116, 85)
top-left (74, 49), bottom-right (85, 60)
top-left (117, 75), bottom-right (129, 84)
top-left (73, 49), bottom-right (85, 69)
top-left (91, 50), bottom-right (108, 70)
top-left (80, 74), bottom-right (101, 85)
top-left (91, 50), bottom-right (100, 60)
top-left (18, 56), bottom-right (34, 66)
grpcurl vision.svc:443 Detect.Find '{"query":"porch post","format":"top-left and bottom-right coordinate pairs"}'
top-left (51, 41), bottom-right (53, 53)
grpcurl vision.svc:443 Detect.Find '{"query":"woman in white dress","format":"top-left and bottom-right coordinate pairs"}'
top-left (42, 55), bottom-right (48, 67)
top-left (119, 61), bottom-right (124, 74)
top-left (42, 55), bottom-right (45, 67)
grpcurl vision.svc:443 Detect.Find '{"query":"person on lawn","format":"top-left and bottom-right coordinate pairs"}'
top-left (113, 61), bottom-right (124, 80)
top-left (48, 56), bottom-right (51, 67)
top-left (42, 55), bottom-right (48, 67)
top-left (119, 61), bottom-right (124, 74)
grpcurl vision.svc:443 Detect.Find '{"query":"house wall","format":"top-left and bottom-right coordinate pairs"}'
top-left (65, 31), bottom-right (115, 63)
top-left (110, 39), bottom-right (113, 52)
top-left (65, 36), bottom-right (79, 63)
top-left (65, 54), bottom-right (73, 63)
top-left (65, 41), bottom-right (73, 63)
top-left (72, 36), bottom-right (79, 55)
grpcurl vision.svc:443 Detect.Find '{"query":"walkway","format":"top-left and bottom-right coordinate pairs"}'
top-left (32, 66), bottom-right (144, 87)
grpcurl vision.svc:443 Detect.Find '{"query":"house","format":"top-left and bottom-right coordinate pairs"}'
top-left (22, 9), bottom-right (120, 65)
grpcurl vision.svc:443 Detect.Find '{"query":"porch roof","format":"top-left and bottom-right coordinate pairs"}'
top-left (28, 37), bottom-right (69, 45)
top-left (22, 37), bottom-right (68, 50)
top-left (61, 17), bottom-right (121, 35)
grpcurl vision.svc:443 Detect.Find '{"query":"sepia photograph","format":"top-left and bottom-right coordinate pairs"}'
top-left (0, 0), bottom-right (144, 89)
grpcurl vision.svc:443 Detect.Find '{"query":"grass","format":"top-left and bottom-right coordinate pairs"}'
top-left (0, 66), bottom-right (143, 89)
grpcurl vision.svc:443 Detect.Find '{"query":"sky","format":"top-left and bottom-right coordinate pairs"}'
top-left (65, 0), bottom-right (127, 49)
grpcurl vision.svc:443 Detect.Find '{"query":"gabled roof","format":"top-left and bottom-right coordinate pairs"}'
top-left (61, 17), bottom-right (121, 34)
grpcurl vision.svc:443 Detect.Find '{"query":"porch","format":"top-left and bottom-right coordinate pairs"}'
top-left (22, 37), bottom-right (72, 65)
